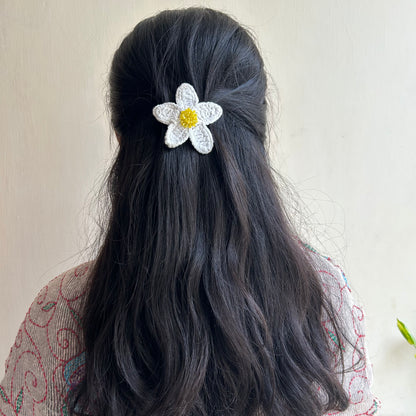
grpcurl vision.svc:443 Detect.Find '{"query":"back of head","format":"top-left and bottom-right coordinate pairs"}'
top-left (68, 8), bottom-right (350, 416)
top-left (110, 7), bottom-right (267, 148)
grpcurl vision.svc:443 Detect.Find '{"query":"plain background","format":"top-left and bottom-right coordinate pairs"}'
top-left (1, 1), bottom-right (415, 414)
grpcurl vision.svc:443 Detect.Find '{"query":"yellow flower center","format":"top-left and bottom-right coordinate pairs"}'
top-left (179, 108), bottom-right (198, 128)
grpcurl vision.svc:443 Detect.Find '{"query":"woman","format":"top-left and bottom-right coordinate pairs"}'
top-left (0, 8), bottom-right (379, 416)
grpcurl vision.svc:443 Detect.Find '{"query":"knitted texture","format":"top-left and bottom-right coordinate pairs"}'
top-left (0, 250), bottom-right (380, 415)
top-left (152, 83), bottom-right (223, 154)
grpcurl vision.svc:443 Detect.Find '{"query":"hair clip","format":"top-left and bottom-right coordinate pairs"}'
top-left (152, 83), bottom-right (223, 154)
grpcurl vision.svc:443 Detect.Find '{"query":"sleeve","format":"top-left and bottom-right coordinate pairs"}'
top-left (319, 257), bottom-right (381, 416)
top-left (0, 263), bottom-right (89, 416)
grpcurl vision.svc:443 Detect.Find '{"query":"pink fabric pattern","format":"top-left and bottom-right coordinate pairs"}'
top-left (0, 263), bottom-right (89, 415)
top-left (303, 246), bottom-right (381, 415)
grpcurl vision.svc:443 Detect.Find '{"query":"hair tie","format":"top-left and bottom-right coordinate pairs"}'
top-left (152, 83), bottom-right (223, 154)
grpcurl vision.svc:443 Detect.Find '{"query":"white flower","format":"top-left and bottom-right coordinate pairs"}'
top-left (152, 83), bottom-right (223, 154)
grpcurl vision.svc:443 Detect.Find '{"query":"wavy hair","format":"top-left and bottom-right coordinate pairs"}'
top-left (68, 8), bottom-right (354, 416)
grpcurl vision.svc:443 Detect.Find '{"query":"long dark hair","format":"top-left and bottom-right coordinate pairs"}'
top-left (69, 8), bottom-right (354, 415)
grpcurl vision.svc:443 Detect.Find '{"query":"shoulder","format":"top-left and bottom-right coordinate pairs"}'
top-left (0, 261), bottom-right (93, 416)
top-left (300, 241), bottom-right (352, 306)
top-left (24, 261), bottom-right (93, 346)
top-left (300, 241), bottom-right (348, 285)
top-left (300, 241), bottom-right (360, 342)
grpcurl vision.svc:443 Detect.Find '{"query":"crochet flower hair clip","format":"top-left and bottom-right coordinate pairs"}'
top-left (152, 83), bottom-right (223, 154)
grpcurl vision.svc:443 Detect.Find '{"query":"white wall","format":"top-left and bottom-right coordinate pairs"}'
top-left (1, 1), bottom-right (415, 414)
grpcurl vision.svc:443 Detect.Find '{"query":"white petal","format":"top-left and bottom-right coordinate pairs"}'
top-left (196, 102), bottom-right (223, 125)
top-left (176, 83), bottom-right (199, 110)
top-left (153, 103), bottom-right (180, 125)
top-left (189, 123), bottom-right (214, 154)
top-left (165, 122), bottom-right (189, 148)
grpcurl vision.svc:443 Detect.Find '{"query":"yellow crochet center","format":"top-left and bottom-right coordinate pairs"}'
top-left (179, 108), bottom-right (198, 128)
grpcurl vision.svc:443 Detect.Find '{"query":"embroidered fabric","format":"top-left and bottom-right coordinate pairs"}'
top-left (304, 247), bottom-right (381, 415)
